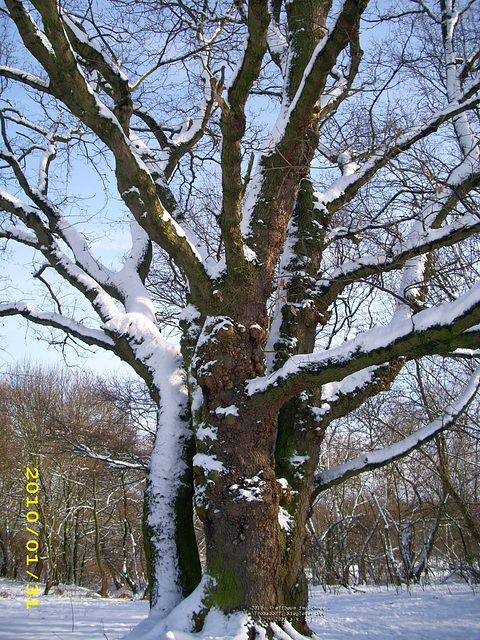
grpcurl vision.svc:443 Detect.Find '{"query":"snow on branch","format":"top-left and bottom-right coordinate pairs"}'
top-left (0, 224), bottom-right (40, 248)
top-left (61, 12), bottom-right (128, 86)
top-left (2, 173), bottom-right (159, 328)
top-left (37, 133), bottom-right (56, 195)
top-left (452, 348), bottom-right (480, 358)
top-left (0, 203), bottom-right (122, 323)
top-left (314, 363), bottom-right (480, 494)
top-left (315, 90), bottom-right (480, 215)
top-left (278, 0), bottom-right (368, 140)
top-left (224, 0), bottom-right (269, 110)
top-left (54, 216), bottom-right (115, 290)
top-left (247, 279), bottom-right (480, 401)
top-left (266, 0), bottom-right (288, 74)
top-left (0, 188), bottom-right (49, 239)
top-left (5, 1), bottom-right (215, 297)
top-left (0, 301), bottom-right (115, 350)
top-left (68, 441), bottom-right (148, 470)
top-left (0, 108), bottom-right (76, 141)
top-left (4, 0), bottom-right (56, 66)
top-left (163, 66), bottom-right (216, 179)
top-left (0, 65), bottom-right (51, 93)
top-left (0, 180), bottom-right (118, 305)
top-left (315, 211), bottom-right (480, 299)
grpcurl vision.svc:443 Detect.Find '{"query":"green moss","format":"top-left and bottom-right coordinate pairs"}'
top-left (207, 560), bottom-right (242, 612)
top-left (275, 397), bottom-right (300, 474)
top-left (278, 521), bottom-right (289, 559)
top-left (142, 482), bottom-right (155, 606)
top-left (174, 461), bottom-right (202, 595)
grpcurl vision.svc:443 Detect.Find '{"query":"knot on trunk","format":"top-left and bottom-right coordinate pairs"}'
top-left (191, 316), bottom-right (267, 398)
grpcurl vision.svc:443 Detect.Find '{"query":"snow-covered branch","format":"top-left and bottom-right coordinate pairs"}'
top-left (0, 190), bottom-right (136, 332)
top-left (313, 363), bottom-right (480, 494)
top-left (0, 223), bottom-right (40, 248)
top-left (277, 0), bottom-right (369, 141)
top-left (318, 28), bottom-right (363, 118)
top-left (0, 65), bottom-right (51, 93)
top-left (314, 210), bottom-right (480, 304)
top-left (62, 12), bottom-right (128, 87)
top-left (0, 158), bottom-right (121, 302)
top-left (316, 362), bottom-right (404, 424)
top-left (216, 0), bottom-right (270, 274)
top-left (442, 0), bottom-right (479, 165)
top-left (5, 0), bottom-right (57, 69)
top-left (0, 301), bottom-right (116, 350)
top-left (266, 0), bottom-right (288, 74)
top-left (0, 187), bottom-right (50, 244)
top-left (314, 91), bottom-right (480, 216)
top-left (247, 280), bottom-right (480, 402)
top-left (68, 441), bottom-right (148, 470)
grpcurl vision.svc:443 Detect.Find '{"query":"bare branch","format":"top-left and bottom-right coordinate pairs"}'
top-left (314, 363), bottom-right (480, 494)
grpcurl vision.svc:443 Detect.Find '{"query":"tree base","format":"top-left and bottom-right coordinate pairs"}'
top-left (121, 578), bottom-right (316, 640)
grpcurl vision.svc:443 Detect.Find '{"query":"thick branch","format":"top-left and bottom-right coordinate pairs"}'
top-left (241, 0), bottom-right (369, 309)
top-left (247, 281), bottom-right (480, 404)
top-left (219, 0), bottom-right (270, 274)
top-left (61, 12), bottom-right (132, 132)
top-left (313, 363), bottom-right (480, 494)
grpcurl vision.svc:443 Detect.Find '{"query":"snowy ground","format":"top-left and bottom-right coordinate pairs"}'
top-left (312, 582), bottom-right (480, 640)
top-left (0, 579), bottom-right (149, 640)
top-left (0, 578), bottom-right (479, 640)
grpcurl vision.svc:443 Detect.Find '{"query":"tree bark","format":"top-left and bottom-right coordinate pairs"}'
top-left (191, 317), bottom-right (286, 625)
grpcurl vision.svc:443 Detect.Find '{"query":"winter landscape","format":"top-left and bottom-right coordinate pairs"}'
top-left (1, 578), bottom-right (479, 640)
top-left (1, 0), bottom-right (480, 638)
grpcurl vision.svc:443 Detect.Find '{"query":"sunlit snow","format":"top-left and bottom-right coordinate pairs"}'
top-left (0, 578), bottom-right (479, 640)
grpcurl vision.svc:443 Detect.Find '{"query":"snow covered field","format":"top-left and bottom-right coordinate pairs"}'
top-left (0, 578), bottom-right (479, 640)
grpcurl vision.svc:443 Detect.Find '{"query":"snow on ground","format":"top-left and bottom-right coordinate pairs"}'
top-left (0, 578), bottom-right (479, 640)
top-left (0, 579), bottom-right (149, 640)
top-left (310, 582), bottom-right (480, 640)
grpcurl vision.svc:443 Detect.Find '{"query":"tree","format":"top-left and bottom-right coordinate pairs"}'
top-left (0, 363), bottom-right (149, 594)
top-left (1, 0), bottom-right (480, 636)
top-left (309, 359), bottom-right (480, 588)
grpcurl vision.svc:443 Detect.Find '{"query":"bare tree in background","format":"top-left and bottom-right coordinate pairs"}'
top-left (0, 363), bottom-right (149, 595)
top-left (309, 358), bottom-right (480, 588)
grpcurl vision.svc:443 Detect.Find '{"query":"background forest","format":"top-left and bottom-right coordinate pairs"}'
top-left (1, 359), bottom-right (478, 597)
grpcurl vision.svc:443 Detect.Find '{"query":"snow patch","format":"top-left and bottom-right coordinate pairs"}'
top-left (193, 453), bottom-right (225, 474)
top-left (215, 405), bottom-right (239, 417)
top-left (230, 474), bottom-right (266, 503)
top-left (196, 423), bottom-right (218, 441)
top-left (278, 506), bottom-right (294, 532)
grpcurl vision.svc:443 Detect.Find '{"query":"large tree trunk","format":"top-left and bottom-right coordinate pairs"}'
top-left (191, 317), bottom-right (287, 625)
top-left (188, 315), bottom-right (323, 633)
